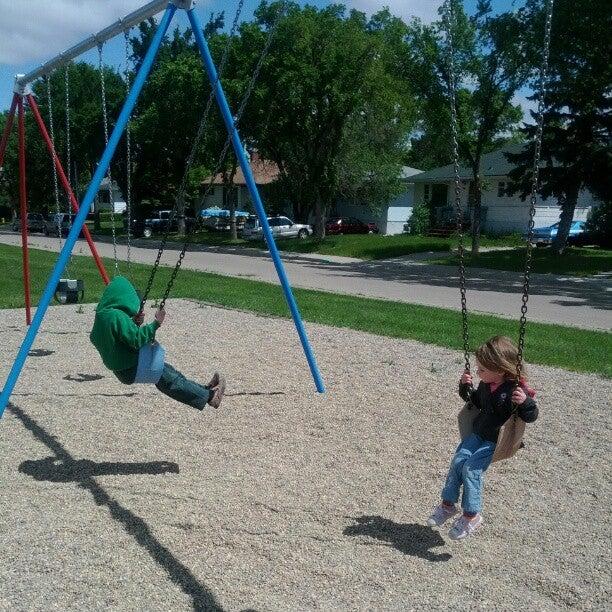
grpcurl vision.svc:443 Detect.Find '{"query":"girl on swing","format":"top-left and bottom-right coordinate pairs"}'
top-left (427, 335), bottom-right (538, 540)
top-left (90, 276), bottom-right (225, 410)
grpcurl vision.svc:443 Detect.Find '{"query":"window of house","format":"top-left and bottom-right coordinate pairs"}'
top-left (497, 181), bottom-right (507, 197)
top-left (424, 184), bottom-right (431, 201)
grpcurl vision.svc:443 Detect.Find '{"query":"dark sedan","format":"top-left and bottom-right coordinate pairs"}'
top-left (325, 216), bottom-right (378, 235)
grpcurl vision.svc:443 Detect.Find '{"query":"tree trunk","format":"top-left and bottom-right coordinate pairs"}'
top-left (224, 161), bottom-right (238, 240)
top-left (313, 194), bottom-right (326, 239)
top-left (470, 174), bottom-right (482, 256)
top-left (551, 185), bottom-right (579, 255)
top-left (229, 188), bottom-right (237, 241)
top-left (177, 196), bottom-right (186, 236)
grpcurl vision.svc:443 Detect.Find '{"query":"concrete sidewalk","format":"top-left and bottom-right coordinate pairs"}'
top-left (0, 230), bottom-right (609, 330)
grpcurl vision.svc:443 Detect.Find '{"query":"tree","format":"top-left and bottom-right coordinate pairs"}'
top-left (239, 2), bottom-right (415, 237)
top-left (0, 62), bottom-right (125, 217)
top-left (506, 0), bottom-right (611, 255)
top-left (405, 1), bottom-right (532, 254)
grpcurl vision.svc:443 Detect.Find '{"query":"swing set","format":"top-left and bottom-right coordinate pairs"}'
top-left (0, 0), bottom-right (553, 432)
top-left (0, 0), bottom-right (326, 420)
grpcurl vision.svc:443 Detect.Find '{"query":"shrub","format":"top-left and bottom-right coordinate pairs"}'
top-left (408, 200), bottom-right (431, 235)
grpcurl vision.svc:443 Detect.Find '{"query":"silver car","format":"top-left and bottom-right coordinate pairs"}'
top-left (242, 215), bottom-right (312, 240)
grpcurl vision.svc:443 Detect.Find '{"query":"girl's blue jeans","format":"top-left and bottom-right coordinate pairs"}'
top-left (441, 433), bottom-right (496, 514)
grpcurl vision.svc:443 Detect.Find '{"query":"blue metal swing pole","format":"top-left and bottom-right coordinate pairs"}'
top-left (187, 8), bottom-right (325, 394)
top-left (0, 4), bottom-right (177, 418)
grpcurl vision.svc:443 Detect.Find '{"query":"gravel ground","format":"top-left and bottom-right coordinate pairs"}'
top-left (0, 300), bottom-right (610, 611)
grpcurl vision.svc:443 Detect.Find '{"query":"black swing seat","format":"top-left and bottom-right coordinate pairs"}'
top-left (54, 278), bottom-right (84, 304)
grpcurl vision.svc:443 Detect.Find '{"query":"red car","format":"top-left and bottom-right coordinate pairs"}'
top-left (325, 216), bottom-right (378, 235)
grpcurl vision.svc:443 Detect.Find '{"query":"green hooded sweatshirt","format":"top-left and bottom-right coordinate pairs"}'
top-left (90, 276), bottom-right (160, 372)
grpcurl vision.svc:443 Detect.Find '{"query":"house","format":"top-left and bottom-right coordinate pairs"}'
top-left (201, 152), bottom-right (423, 234)
top-left (94, 177), bottom-right (127, 214)
top-left (200, 152), bottom-right (279, 212)
top-left (410, 144), bottom-right (596, 233)
top-left (331, 167), bottom-right (423, 235)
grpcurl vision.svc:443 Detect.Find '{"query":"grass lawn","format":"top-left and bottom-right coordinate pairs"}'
top-left (89, 223), bottom-right (523, 261)
top-left (0, 243), bottom-right (609, 378)
top-left (432, 246), bottom-right (612, 277)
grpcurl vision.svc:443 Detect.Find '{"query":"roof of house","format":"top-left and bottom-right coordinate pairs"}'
top-left (204, 155), bottom-right (422, 186)
top-left (411, 143), bottom-right (528, 182)
top-left (400, 166), bottom-right (423, 179)
top-left (204, 152), bottom-right (280, 186)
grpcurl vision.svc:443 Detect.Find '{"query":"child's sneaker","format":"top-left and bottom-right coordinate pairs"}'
top-left (427, 503), bottom-right (459, 527)
top-left (448, 514), bottom-right (483, 540)
top-left (205, 372), bottom-right (220, 390)
top-left (207, 374), bottom-right (226, 409)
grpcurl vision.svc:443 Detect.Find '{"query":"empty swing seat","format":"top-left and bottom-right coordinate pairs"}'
top-left (134, 341), bottom-right (166, 384)
top-left (54, 278), bottom-right (84, 304)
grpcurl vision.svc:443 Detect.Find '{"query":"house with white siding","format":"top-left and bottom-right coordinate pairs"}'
top-left (410, 144), bottom-right (596, 233)
top-left (331, 166), bottom-right (423, 235)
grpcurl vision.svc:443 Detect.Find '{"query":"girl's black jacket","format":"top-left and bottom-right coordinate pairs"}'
top-left (459, 381), bottom-right (538, 443)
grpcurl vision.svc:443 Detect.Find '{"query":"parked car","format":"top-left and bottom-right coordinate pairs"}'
top-left (242, 215), bottom-right (312, 240)
top-left (526, 220), bottom-right (587, 246)
top-left (44, 213), bottom-right (85, 237)
top-left (127, 209), bottom-right (196, 238)
top-left (11, 213), bottom-right (46, 233)
top-left (325, 216), bottom-right (378, 235)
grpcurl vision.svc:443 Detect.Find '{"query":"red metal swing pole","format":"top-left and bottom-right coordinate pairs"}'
top-left (27, 94), bottom-right (110, 285)
top-left (17, 96), bottom-right (32, 325)
top-left (0, 93), bottom-right (18, 166)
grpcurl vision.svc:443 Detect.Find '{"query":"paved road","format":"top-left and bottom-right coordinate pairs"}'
top-left (0, 230), bottom-right (609, 330)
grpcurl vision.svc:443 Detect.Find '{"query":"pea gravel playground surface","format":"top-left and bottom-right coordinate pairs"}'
top-left (0, 300), bottom-right (610, 611)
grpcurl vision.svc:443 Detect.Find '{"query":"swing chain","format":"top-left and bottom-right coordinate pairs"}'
top-left (63, 63), bottom-right (72, 269)
top-left (158, 1), bottom-right (288, 311)
top-left (141, 0), bottom-right (248, 310)
top-left (516, 0), bottom-right (554, 380)
top-left (124, 30), bottom-right (132, 271)
top-left (98, 42), bottom-right (119, 273)
top-left (45, 74), bottom-right (64, 250)
top-left (444, 0), bottom-right (471, 376)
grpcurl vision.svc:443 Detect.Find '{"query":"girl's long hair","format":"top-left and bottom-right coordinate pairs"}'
top-left (475, 335), bottom-right (526, 381)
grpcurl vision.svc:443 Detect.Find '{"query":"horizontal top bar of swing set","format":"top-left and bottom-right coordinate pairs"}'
top-left (15, 0), bottom-right (197, 88)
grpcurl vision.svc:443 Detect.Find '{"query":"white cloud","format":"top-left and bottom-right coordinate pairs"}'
top-left (0, 1), bottom-right (146, 64)
top-left (346, 0), bottom-right (443, 23)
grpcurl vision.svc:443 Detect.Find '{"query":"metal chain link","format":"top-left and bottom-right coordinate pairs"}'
top-left (140, 0), bottom-right (248, 310)
top-left (98, 43), bottom-right (119, 273)
top-left (63, 65), bottom-right (75, 273)
top-left (516, 0), bottom-right (554, 380)
top-left (46, 74), bottom-right (64, 252)
top-left (124, 30), bottom-right (132, 271)
top-left (444, 0), bottom-right (471, 376)
top-left (156, 0), bottom-right (288, 311)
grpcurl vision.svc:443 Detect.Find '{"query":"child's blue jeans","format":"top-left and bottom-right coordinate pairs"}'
top-left (115, 363), bottom-right (212, 410)
top-left (441, 433), bottom-right (496, 514)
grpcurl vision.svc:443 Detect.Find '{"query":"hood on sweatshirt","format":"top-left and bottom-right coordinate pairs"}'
top-left (96, 276), bottom-right (141, 318)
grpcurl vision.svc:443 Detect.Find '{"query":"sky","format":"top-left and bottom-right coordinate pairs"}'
top-left (0, 0), bottom-right (531, 114)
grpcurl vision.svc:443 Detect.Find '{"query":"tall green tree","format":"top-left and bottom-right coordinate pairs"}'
top-left (507, 0), bottom-right (611, 255)
top-left (405, 1), bottom-right (532, 254)
top-left (0, 62), bottom-right (125, 217)
top-left (239, 1), bottom-right (415, 237)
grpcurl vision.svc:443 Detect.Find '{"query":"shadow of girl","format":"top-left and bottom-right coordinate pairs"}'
top-left (343, 515), bottom-right (451, 562)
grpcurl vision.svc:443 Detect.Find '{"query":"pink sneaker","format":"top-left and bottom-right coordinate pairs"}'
top-left (427, 503), bottom-right (459, 527)
top-left (449, 514), bottom-right (483, 540)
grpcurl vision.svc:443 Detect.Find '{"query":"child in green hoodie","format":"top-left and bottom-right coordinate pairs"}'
top-left (90, 276), bottom-right (225, 410)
